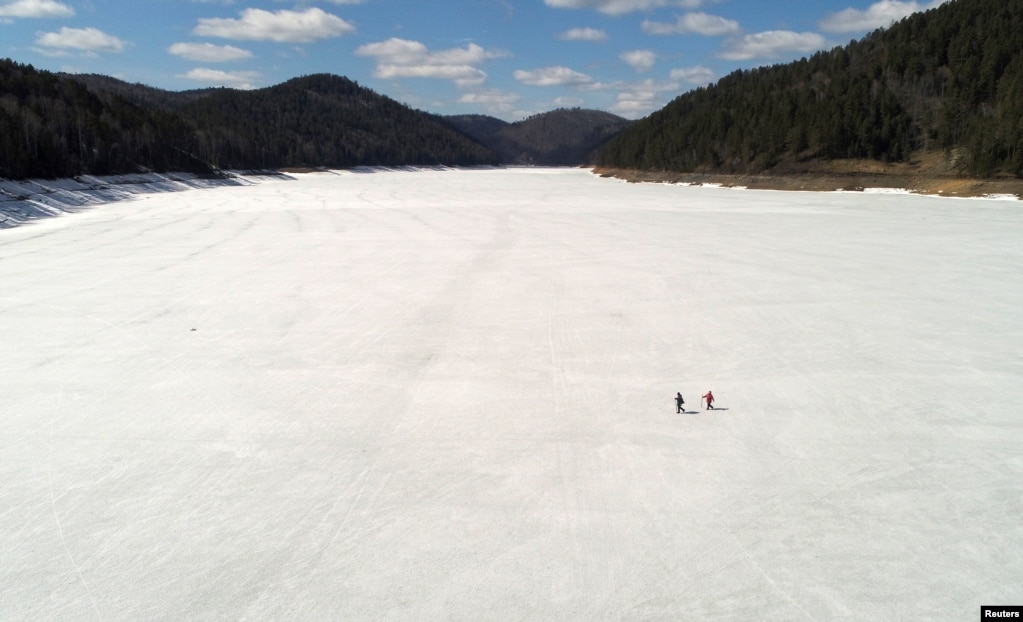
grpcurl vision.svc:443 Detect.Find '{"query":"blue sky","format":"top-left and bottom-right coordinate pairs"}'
top-left (2, 0), bottom-right (945, 121)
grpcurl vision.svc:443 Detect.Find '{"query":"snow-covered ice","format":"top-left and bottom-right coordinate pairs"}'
top-left (2, 167), bottom-right (1021, 620)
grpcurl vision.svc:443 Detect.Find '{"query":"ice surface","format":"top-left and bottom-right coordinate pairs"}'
top-left (2, 167), bottom-right (1021, 620)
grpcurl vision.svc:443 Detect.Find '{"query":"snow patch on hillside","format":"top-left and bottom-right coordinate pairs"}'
top-left (0, 171), bottom-right (291, 229)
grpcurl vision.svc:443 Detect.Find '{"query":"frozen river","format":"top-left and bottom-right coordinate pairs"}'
top-left (2, 167), bottom-right (1020, 620)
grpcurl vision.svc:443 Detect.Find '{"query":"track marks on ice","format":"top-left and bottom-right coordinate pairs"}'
top-left (47, 384), bottom-right (105, 622)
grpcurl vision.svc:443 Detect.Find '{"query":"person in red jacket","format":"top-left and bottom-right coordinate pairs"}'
top-left (702, 390), bottom-right (715, 410)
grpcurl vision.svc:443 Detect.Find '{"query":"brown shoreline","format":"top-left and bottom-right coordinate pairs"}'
top-left (592, 165), bottom-right (1023, 200)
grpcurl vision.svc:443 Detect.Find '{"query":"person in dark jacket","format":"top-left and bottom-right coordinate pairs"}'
top-left (675, 392), bottom-right (685, 413)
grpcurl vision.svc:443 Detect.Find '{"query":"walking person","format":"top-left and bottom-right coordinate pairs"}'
top-left (702, 390), bottom-right (715, 410)
top-left (675, 392), bottom-right (685, 413)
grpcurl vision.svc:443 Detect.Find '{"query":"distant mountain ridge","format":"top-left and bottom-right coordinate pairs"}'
top-left (446, 109), bottom-right (632, 166)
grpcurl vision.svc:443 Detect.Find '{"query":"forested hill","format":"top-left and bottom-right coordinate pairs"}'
top-left (0, 62), bottom-right (499, 180)
top-left (69, 73), bottom-right (217, 111)
top-left (598, 0), bottom-right (1023, 178)
top-left (172, 74), bottom-right (499, 170)
top-left (447, 109), bottom-right (632, 165)
top-left (1, 61), bottom-right (209, 179)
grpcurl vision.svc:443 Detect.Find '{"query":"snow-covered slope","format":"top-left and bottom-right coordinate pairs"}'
top-left (0, 172), bottom-right (289, 229)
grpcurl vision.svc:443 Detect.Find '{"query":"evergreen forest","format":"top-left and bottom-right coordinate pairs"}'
top-left (0, 63), bottom-right (498, 180)
top-left (598, 0), bottom-right (1023, 178)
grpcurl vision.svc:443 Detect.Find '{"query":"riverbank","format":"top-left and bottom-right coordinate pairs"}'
top-left (0, 171), bottom-right (291, 229)
top-left (594, 155), bottom-right (1022, 200)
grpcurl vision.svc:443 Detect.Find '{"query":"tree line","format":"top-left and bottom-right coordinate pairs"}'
top-left (1, 60), bottom-right (206, 179)
top-left (599, 0), bottom-right (1023, 178)
top-left (0, 61), bottom-right (499, 180)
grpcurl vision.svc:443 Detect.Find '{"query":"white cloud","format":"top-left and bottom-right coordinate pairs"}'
top-left (719, 30), bottom-right (827, 61)
top-left (554, 96), bottom-right (586, 107)
top-left (356, 38), bottom-right (505, 87)
top-left (377, 64), bottom-right (487, 84)
top-left (356, 39), bottom-right (497, 66)
top-left (609, 78), bottom-right (682, 118)
top-left (514, 66), bottom-right (595, 87)
top-left (34, 26), bottom-right (125, 54)
top-left (460, 89), bottom-right (520, 106)
top-left (621, 49), bottom-right (657, 72)
top-left (194, 7), bottom-right (354, 43)
top-left (168, 42), bottom-right (253, 62)
top-left (180, 67), bottom-right (261, 89)
top-left (459, 88), bottom-right (521, 116)
top-left (0, 0), bottom-right (72, 18)
top-left (642, 11), bottom-right (740, 36)
top-left (819, 0), bottom-right (945, 33)
top-left (559, 27), bottom-right (608, 42)
top-left (544, 0), bottom-right (712, 17)
top-left (610, 91), bottom-right (658, 117)
top-left (669, 65), bottom-right (715, 84)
